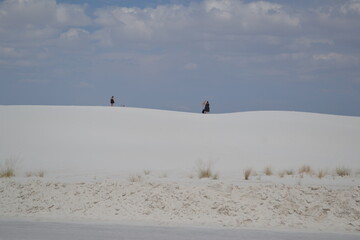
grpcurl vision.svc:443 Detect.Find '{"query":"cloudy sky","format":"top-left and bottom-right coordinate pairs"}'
top-left (0, 0), bottom-right (359, 115)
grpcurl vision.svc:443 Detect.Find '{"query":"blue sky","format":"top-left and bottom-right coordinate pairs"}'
top-left (0, 0), bottom-right (360, 115)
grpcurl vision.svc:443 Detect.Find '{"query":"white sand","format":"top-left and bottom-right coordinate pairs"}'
top-left (1, 178), bottom-right (359, 232)
top-left (0, 106), bottom-right (360, 232)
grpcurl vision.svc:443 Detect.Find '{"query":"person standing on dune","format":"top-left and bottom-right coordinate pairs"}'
top-left (202, 100), bottom-right (210, 114)
top-left (110, 96), bottom-right (115, 106)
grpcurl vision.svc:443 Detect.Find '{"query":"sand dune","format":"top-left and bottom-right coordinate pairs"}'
top-left (1, 106), bottom-right (360, 232)
top-left (1, 106), bottom-right (360, 174)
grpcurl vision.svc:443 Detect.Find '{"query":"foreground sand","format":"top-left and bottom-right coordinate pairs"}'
top-left (1, 177), bottom-right (359, 233)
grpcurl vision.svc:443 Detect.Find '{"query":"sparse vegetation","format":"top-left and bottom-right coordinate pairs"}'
top-left (143, 169), bottom-right (151, 176)
top-left (26, 171), bottom-right (45, 178)
top-left (212, 173), bottom-right (219, 180)
top-left (244, 168), bottom-right (252, 180)
top-left (0, 158), bottom-right (17, 178)
top-left (264, 166), bottom-right (273, 176)
top-left (278, 169), bottom-right (294, 177)
top-left (299, 165), bottom-right (313, 175)
top-left (0, 167), bottom-right (15, 178)
top-left (317, 169), bottom-right (327, 179)
top-left (197, 161), bottom-right (212, 179)
top-left (196, 160), bottom-right (218, 180)
top-left (128, 174), bottom-right (143, 182)
top-left (336, 167), bottom-right (351, 177)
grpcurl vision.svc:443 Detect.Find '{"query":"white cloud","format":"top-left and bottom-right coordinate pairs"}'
top-left (295, 38), bottom-right (333, 47)
top-left (0, 0), bottom-right (91, 40)
top-left (341, 0), bottom-right (360, 15)
top-left (203, 0), bottom-right (233, 20)
top-left (60, 28), bottom-right (90, 41)
top-left (313, 53), bottom-right (359, 66)
top-left (0, 0), bottom-right (93, 69)
top-left (0, 0), bottom-right (56, 27)
top-left (56, 4), bottom-right (91, 26)
top-left (184, 63), bottom-right (198, 70)
top-left (19, 78), bottom-right (49, 84)
top-left (1, 0), bottom-right (359, 92)
top-left (109, 7), bottom-right (152, 39)
top-left (93, 4), bottom-right (194, 45)
top-left (203, 0), bottom-right (299, 28)
top-left (93, 0), bottom-right (300, 46)
top-left (0, 47), bottom-right (20, 57)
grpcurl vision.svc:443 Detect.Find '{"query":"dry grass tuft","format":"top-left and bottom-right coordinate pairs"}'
top-left (196, 160), bottom-right (218, 180)
top-left (212, 173), bottom-right (219, 180)
top-left (278, 169), bottom-right (294, 177)
top-left (244, 168), bottom-right (252, 180)
top-left (317, 169), bottom-right (327, 179)
top-left (264, 166), bottom-right (273, 176)
top-left (279, 171), bottom-right (285, 178)
top-left (128, 174), bottom-right (143, 182)
top-left (336, 167), bottom-right (351, 177)
top-left (299, 165), bottom-right (313, 175)
top-left (0, 159), bottom-right (17, 178)
top-left (0, 167), bottom-right (15, 178)
top-left (198, 168), bottom-right (212, 178)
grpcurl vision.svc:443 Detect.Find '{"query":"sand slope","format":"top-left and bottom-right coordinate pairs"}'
top-left (1, 105), bottom-right (360, 174)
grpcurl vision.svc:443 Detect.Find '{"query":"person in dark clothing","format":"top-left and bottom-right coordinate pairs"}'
top-left (202, 100), bottom-right (210, 114)
top-left (110, 96), bottom-right (115, 106)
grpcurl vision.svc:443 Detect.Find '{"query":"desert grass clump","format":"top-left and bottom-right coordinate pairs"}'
top-left (244, 168), bottom-right (252, 180)
top-left (0, 159), bottom-right (17, 178)
top-left (278, 171), bottom-right (285, 178)
top-left (336, 167), bottom-right (351, 177)
top-left (278, 169), bottom-right (294, 178)
top-left (128, 174), bottom-right (143, 182)
top-left (317, 169), bottom-right (327, 179)
top-left (264, 166), bottom-right (273, 176)
top-left (196, 160), bottom-right (218, 180)
top-left (211, 173), bottom-right (219, 180)
top-left (143, 169), bottom-right (151, 176)
top-left (299, 165), bottom-right (313, 175)
top-left (0, 167), bottom-right (15, 178)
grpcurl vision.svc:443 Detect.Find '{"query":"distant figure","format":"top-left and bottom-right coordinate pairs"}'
top-left (110, 96), bottom-right (115, 106)
top-left (202, 100), bottom-right (210, 114)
